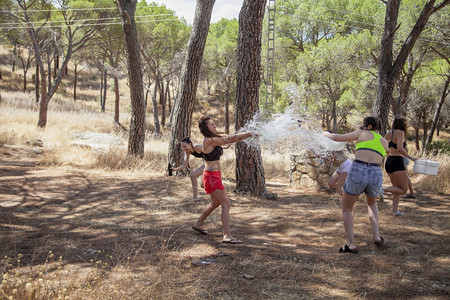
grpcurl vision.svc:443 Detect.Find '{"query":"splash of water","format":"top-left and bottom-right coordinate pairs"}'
top-left (238, 85), bottom-right (346, 155)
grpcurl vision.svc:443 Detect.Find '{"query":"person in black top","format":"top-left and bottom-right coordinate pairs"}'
top-left (384, 117), bottom-right (417, 216)
top-left (191, 116), bottom-right (254, 244)
top-left (170, 137), bottom-right (205, 200)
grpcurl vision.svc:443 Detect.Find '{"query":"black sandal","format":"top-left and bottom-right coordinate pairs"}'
top-left (338, 244), bottom-right (358, 254)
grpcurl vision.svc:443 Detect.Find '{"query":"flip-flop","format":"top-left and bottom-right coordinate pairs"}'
top-left (192, 226), bottom-right (208, 235)
top-left (404, 195), bottom-right (416, 199)
top-left (374, 237), bottom-right (385, 247)
top-left (222, 237), bottom-right (242, 244)
top-left (338, 244), bottom-right (358, 254)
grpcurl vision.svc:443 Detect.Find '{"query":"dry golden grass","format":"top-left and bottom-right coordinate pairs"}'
top-left (1, 89), bottom-right (449, 299)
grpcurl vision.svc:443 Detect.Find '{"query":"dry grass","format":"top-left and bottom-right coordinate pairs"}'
top-left (1, 89), bottom-right (449, 299)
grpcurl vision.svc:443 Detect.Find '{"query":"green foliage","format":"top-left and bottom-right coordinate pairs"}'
top-left (426, 140), bottom-right (450, 155)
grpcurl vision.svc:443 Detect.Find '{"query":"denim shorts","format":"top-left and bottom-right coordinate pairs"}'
top-left (343, 161), bottom-right (383, 197)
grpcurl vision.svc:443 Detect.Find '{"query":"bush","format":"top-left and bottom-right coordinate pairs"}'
top-left (426, 140), bottom-right (450, 155)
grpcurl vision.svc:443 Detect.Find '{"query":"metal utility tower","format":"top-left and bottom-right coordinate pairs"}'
top-left (265, 0), bottom-right (276, 113)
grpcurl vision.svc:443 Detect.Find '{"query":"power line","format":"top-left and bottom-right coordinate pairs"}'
top-left (0, 18), bottom-right (181, 30)
top-left (0, 5), bottom-right (160, 13)
top-left (0, 14), bottom-right (175, 26)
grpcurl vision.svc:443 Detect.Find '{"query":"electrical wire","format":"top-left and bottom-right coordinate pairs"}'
top-left (0, 5), bottom-right (160, 13)
top-left (0, 18), bottom-right (181, 30)
top-left (0, 14), bottom-right (175, 26)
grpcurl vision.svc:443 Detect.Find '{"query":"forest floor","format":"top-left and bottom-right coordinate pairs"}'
top-left (0, 144), bottom-right (449, 299)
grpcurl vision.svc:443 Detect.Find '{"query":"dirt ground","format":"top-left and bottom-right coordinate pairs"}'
top-left (1, 144), bottom-right (449, 299)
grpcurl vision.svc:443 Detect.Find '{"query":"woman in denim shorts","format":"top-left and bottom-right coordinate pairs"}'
top-left (324, 116), bottom-right (389, 253)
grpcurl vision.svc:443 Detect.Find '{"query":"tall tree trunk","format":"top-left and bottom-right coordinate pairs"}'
top-left (168, 0), bottom-right (215, 169)
top-left (47, 58), bottom-right (52, 94)
top-left (224, 76), bottom-right (231, 134)
top-left (99, 68), bottom-right (104, 109)
top-left (235, 0), bottom-right (274, 198)
top-left (102, 69), bottom-right (107, 113)
top-left (35, 63), bottom-right (39, 103)
top-left (152, 78), bottom-right (161, 135)
top-left (424, 77), bottom-right (449, 151)
top-left (159, 74), bottom-right (166, 127)
top-left (54, 54), bottom-right (59, 79)
top-left (114, 75), bottom-right (120, 123)
top-left (73, 63), bottom-right (78, 101)
top-left (118, 0), bottom-right (146, 157)
top-left (373, 0), bottom-right (447, 134)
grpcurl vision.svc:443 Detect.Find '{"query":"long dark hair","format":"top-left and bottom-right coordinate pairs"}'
top-left (198, 116), bottom-right (218, 138)
top-left (392, 116), bottom-right (407, 132)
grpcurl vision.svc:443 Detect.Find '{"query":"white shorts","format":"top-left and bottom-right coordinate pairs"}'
top-left (337, 159), bottom-right (352, 174)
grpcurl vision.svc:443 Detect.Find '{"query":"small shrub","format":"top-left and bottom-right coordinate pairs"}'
top-left (426, 140), bottom-right (450, 155)
top-left (0, 129), bottom-right (17, 145)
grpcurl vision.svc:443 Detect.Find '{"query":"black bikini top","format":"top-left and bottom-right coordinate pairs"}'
top-left (191, 150), bottom-right (203, 158)
top-left (203, 146), bottom-right (223, 161)
top-left (388, 130), bottom-right (407, 149)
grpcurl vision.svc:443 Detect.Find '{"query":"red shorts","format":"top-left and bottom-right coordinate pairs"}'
top-left (203, 171), bottom-right (225, 194)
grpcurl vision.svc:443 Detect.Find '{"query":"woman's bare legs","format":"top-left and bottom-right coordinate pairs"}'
top-left (367, 195), bottom-right (382, 242)
top-left (384, 171), bottom-right (408, 213)
top-left (341, 192), bottom-right (358, 250)
top-left (193, 188), bottom-right (237, 241)
top-left (193, 195), bottom-right (220, 230)
top-left (190, 165), bottom-right (204, 199)
top-left (328, 172), bottom-right (347, 196)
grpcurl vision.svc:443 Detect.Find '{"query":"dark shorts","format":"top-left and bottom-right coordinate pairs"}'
top-left (385, 156), bottom-right (406, 173)
top-left (344, 161), bottom-right (383, 197)
top-left (203, 171), bottom-right (225, 194)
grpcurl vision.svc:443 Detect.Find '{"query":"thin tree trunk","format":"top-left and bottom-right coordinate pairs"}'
top-left (73, 63), bottom-right (77, 101)
top-left (424, 77), bottom-right (449, 151)
top-left (102, 69), bottom-right (107, 112)
top-left (152, 78), bottom-right (161, 135)
top-left (114, 75), bottom-right (120, 123)
top-left (35, 63), bottom-right (39, 103)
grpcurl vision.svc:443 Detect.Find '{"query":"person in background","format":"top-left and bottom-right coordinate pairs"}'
top-left (328, 158), bottom-right (352, 196)
top-left (324, 116), bottom-right (388, 253)
top-left (402, 155), bottom-right (416, 199)
top-left (191, 116), bottom-right (254, 244)
top-left (383, 117), bottom-right (417, 215)
top-left (170, 137), bottom-right (205, 200)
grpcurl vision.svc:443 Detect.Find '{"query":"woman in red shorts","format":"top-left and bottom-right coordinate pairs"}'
top-left (191, 116), bottom-right (254, 244)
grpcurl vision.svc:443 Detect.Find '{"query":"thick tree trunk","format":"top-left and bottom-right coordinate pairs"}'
top-left (168, 0), bottom-right (215, 170)
top-left (235, 0), bottom-right (274, 198)
top-left (118, 0), bottom-right (146, 157)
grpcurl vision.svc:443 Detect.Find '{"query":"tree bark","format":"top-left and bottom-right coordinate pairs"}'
top-left (118, 0), bottom-right (146, 157)
top-left (168, 0), bottom-right (215, 170)
top-left (235, 0), bottom-right (274, 198)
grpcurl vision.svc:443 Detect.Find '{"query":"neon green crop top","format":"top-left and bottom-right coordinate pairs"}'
top-left (355, 131), bottom-right (386, 158)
